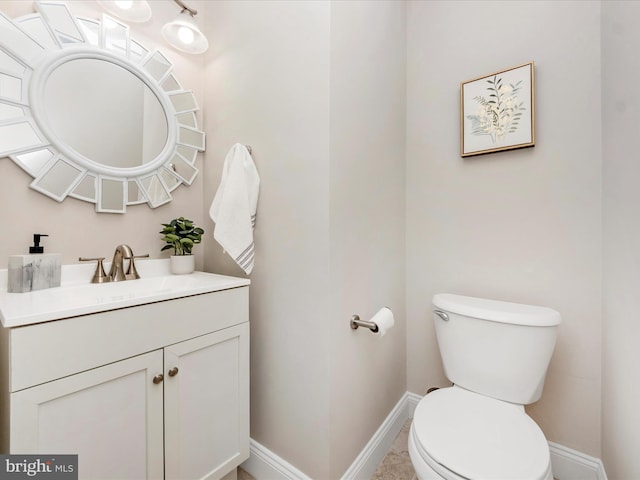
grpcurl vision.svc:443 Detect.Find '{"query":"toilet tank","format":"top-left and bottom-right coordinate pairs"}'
top-left (433, 294), bottom-right (561, 405)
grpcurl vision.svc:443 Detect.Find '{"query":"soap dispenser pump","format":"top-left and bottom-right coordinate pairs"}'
top-left (29, 233), bottom-right (48, 254)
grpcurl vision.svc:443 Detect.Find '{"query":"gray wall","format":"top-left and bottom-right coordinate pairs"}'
top-left (602, 2), bottom-right (640, 478)
top-left (203, 2), bottom-right (406, 477)
top-left (406, 0), bottom-right (603, 457)
top-left (203, 3), bottom-right (332, 476)
top-left (329, 2), bottom-right (406, 477)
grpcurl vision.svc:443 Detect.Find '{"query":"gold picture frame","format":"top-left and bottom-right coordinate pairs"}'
top-left (460, 62), bottom-right (535, 157)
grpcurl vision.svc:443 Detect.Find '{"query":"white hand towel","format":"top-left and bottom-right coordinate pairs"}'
top-left (210, 144), bottom-right (260, 274)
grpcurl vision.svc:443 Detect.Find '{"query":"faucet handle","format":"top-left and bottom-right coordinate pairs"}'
top-left (79, 257), bottom-right (109, 284)
top-left (125, 253), bottom-right (150, 280)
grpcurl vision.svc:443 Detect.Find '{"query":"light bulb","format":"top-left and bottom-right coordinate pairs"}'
top-left (177, 26), bottom-right (195, 45)
top-left (97, 0), bottom-right (151, 22)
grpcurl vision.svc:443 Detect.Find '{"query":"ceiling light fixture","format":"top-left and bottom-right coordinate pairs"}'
top-left (96, 0), bottom-right (152, 23)
top-left (161, 0), bottom-right (209, 55)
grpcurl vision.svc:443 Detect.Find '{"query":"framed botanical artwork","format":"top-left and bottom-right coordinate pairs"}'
top-left (460, 62), bottom-right (535, 157)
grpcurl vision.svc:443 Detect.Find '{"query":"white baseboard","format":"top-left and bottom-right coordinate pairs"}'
top-left (549, 442), bottom-right (608, 480)
top-left (242, 391), bottom-right (607, 480)
top-left (340, 391), bottom-right (422, 480)
top-left (240, 392), bottom-right (420, 480)
top-left (241, 438), bottom-right (312, 480)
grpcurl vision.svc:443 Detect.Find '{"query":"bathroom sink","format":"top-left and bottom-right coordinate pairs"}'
top-left (0, 259), bottom-right (250, 328)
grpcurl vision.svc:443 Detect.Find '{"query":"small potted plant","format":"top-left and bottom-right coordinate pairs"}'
top-left (160, 217), bottom-right (204, 274)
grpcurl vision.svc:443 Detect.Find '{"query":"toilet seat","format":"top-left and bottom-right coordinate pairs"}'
top-left (411, 386), bottom-right (552, 480)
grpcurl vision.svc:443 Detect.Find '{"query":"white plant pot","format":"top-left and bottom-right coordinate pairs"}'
top-left (170, 255), bottom-right (195, 275)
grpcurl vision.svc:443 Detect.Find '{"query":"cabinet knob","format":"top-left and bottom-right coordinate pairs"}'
top-left (168, 367), bottom-right (179, 377)
top-left (152, 374), bottom-right (164, 384)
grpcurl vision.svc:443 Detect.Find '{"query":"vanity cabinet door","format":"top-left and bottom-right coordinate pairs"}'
top-left (10, 350), bottom-right (165, 480)
top-left (164, 322), bottom-right (250, 480)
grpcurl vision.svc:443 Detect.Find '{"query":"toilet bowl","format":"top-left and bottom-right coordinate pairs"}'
top-left (408, 386), bottom-right (553, 480)
top-left (409, 294), bottom-right (561, 480)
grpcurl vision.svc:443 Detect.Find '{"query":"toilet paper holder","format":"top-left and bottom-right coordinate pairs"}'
top-left (350, 314), bottom-right (379, 333)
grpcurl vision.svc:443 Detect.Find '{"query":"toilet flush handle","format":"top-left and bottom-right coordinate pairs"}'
top-left (434, 310), bottom-right (449, 322)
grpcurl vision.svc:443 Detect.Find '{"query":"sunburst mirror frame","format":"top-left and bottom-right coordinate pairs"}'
top-left (0, 0), bottom-right (205, 213)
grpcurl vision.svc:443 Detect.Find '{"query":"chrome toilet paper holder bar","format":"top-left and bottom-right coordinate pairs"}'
top-left (350, 314), bottom-right (379, 333)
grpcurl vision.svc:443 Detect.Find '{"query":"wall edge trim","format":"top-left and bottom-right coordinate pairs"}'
top-left (241, 438), bottom-right (312, 480)
top-left (549, 441), bottom-right (608, 480)
top-left (340, 391), bottom-right (420, 479)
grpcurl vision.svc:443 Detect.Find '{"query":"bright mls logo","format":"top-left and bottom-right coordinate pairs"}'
top-left (0, 455), bottom-right (77, 480)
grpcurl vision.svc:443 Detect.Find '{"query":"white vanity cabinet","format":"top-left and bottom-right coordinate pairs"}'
top-left (11, 350), bottom-right (166, 479)
top-left (164, 323), bottom-right (249, 480)
top-left (0, 278), bottom-right (249, 480)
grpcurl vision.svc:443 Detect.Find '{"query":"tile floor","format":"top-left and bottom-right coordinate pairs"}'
top-left (237, 418), bottom-right (416, 480)
top-left (237, 466), bottom-right (255, 480)
top-left (371, 419), bottom-right (416, 480)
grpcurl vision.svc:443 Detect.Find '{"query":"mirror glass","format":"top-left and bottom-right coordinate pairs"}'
top-left (43, 58), bottom-right (168, 168)
top-left (0, 1), bottom-right (205, 213)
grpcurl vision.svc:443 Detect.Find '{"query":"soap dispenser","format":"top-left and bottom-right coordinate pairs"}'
top-left (8, 234), bottom-right (62, 293)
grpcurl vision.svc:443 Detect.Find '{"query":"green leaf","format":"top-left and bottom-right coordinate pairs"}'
top-left (159, 217), bottom-right (204, 254)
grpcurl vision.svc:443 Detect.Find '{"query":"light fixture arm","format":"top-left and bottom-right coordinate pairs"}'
top-left (173, 0), bottom-right (198, 16)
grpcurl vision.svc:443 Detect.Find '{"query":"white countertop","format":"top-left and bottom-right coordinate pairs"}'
top-left (0, 259), bottom-right (250, 328)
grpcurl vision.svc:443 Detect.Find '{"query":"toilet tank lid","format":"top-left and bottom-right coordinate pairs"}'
top-left (433, 294), bottom-right (561, 327)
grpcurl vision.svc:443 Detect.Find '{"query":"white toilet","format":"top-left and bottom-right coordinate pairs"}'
top-left (408, 293), bottom-right (561, 480)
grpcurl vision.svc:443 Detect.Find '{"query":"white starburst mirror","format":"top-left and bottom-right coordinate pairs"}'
top-left (0, 0), bottom-right (205, 213)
